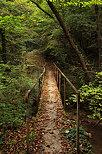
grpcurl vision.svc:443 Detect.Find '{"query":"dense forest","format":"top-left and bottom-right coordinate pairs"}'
top-left (0, 0), bottom-right (102, 153)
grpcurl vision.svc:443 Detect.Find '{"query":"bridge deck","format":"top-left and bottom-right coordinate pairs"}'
top-left (33, 65), bottom-right (67, 153)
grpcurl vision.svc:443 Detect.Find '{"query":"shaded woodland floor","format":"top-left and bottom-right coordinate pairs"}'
top-left (1, 51), bottom-right (102, 153)
top-left (66, 109), bottom-right (102, 154)
top-left (82, 119), bottom-right (102, 154)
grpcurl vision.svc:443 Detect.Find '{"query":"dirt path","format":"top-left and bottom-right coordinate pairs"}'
top-left (32, 64), bottom-right (67, 153)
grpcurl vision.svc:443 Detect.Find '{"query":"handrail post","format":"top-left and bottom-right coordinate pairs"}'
top-left (64, 78), bottom-right (66, 108)
top-left (76, 93), bottom-right (80, 154)
top-left (25, 98), bottom-right (30, 154)
top-left (59, 73), bottom-right (61, 92)
top-left (38, 78), bottom-right (41, 103)
top-left (57, 70), bottom-right (59, 86)
top-left (39, 78), bottom-right (40, 90)
top-left (42, 72), bottom-right (45, 85)
top-left (55, 67), bottom-right (57, 80)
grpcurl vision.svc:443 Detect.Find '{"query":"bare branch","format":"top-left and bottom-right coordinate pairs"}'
top-left (30, 0), bottom-right (54, 19)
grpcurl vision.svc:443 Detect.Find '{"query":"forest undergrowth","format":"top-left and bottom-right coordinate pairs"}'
top-left (0, 51), bottom-right (45, 153)
top-left (0, 51), bottom-right (102, 153)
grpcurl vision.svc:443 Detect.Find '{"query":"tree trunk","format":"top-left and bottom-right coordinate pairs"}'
top-left (0, 28), bottom-right (7, 64)
top-left (95, 5), bottom-right (102, 70)
top-left (46, 0), bottom-right (90, 82)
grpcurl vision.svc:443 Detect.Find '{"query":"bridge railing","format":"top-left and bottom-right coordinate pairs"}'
top-left (24, 66), bottom-right (46, 153)
top-left (54, 63), bottom-right (80, 154)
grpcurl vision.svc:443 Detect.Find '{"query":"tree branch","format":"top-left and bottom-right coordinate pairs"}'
top-left (46, 0), bottom-right (90, 82)
top-left (30, 0), bottom-right (54, 19)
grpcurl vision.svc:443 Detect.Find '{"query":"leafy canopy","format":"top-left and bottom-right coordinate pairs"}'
top-left (49, 0), bottom-right (102, 6)
top-left (70, 72), bottom-right (102, 119)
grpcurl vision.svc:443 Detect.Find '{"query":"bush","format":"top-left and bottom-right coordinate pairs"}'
top-left (0, 64), bottom-right (35, 129)
top-left (69, 72), bottom-right (102, 119)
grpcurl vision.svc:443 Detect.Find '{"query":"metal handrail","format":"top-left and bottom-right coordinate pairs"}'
top-left (54, 63), bottom-right (80, 154)
top-left (54, 63), bottom-right (79, 94)
top-left (24, 66), bottom-right (46, 154)
top-left (24, 66), bottom-right (46, 102)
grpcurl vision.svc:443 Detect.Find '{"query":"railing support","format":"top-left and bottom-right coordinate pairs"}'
top-left (38, 78), bottom-right (41, 103)
top-left (39, 78), bottom-right (40, 90)
top-left (25, 99), bottom-right (30, 154)
top-left (76, 93), bottom-right (80, 154)
top-left (55, 67), bottom-right (57, 80)
top-left (64, 78), bottom-right (66, 108)
top-left (57, 70), bottom-right (59, 85)
top-left (59, 73), bottom-right (61, 92)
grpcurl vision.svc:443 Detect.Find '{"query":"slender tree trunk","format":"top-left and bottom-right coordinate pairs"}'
top-left (95, 5), bottom-right (102, 70)
top-left (46, 0), bottom-right (90, 82)
top-left (0, 28), bottom-right (7, 64)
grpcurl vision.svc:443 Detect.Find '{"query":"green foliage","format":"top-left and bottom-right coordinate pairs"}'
top-left (0, 0), bottom-right (39, 63)
top-left (50, 0), bottom-right (102, 6)
top-left (0, 0), bottom-right (101, 67)
top-left (0, 64), bottom-right (34, 129)
top-left (69, 72), bottom-right (102, 119)
top-left (28, 131), bottom-right (36, 142)
top-left (62, 126), bottom-right (93, 153)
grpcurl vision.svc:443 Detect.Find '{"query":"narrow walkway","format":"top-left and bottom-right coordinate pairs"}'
top-left (33, 65), bottom-right (67, 153)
